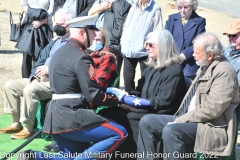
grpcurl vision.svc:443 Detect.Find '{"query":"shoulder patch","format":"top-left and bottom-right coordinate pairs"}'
top-left (88, 64), bottom-right (96, 80)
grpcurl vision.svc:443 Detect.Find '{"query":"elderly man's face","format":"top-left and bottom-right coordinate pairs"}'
top-left (228, 32), bottom-right (240, 50)
top-left (193, 42), bottom-right (209, 67)
top-left (55, 15), bottom-right (69, 37)
top-left (178, 1), bottom-right (193, 20)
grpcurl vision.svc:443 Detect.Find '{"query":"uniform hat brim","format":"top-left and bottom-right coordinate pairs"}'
top-left (66, 14), bottom-right (99, 28)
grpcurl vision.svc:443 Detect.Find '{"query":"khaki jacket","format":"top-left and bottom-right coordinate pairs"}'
top-left (175, 57), bottom-right (240, 156)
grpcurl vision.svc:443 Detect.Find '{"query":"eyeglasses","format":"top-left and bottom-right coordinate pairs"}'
top-left (178, 6), bottom-right (189, 10)
top-left (227, 34), bottom-right (237, 38)
top-left (145, 42), bottom-right (156, 48)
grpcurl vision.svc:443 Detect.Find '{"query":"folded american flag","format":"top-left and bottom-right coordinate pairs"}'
top-left (122, 95), bottom-right (150, 108)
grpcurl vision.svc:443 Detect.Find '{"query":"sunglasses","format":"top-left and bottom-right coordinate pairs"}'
top-left (145, 42), bottom-right (156, 48)
top-left (227, 34), bottom-right (237, 38)
top-left (178, 6), bottom-right (189, 10)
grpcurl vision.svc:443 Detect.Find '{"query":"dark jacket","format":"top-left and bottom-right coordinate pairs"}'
top-left (52, 0), bottom-right (94, 17)
top-left (77, 0), bottom-right (95, 17)
top-left (16, 8), bottom-right (53, 60)
top-left (103, 0), bottom-right (132, 52)
top-left (42, 39), bottom-right (119, 134)
top-left (135, 63), bottom-right (187, 115)
top-left (165, 12), bottom-right (206, 77)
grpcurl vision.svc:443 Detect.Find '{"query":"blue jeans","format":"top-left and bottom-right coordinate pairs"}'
top-left (34, 120), bottom-right (127, 160)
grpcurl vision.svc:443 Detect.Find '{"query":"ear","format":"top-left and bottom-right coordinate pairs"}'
top-left (207, 52), bottom-right (214, 61)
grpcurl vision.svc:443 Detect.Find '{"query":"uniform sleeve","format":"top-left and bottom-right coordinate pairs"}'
top-left (75, 54), bottom-right (118, 107)
top-left (175, 70), bottom-right (238, 123)
top-left (94, 55), bottom-right (116, 88)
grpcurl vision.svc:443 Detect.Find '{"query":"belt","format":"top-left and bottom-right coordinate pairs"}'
top-left (52, 94), bottom-right (85, 100)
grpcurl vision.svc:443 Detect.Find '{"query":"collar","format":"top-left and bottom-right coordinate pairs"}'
top-left (138, 0), bottom-right (152, 9)
top-left (197, 56), bottom-right (226, 81)
top-left (230, 49), bottom-right (240, 56)
top-left (69, 38), bottom-right (87, 51)
top-left (58, 37), bottom-right (70, 42)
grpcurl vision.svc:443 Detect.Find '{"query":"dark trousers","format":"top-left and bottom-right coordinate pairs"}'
top-left (98, 107), bottom-right (149, 160)
top-left (123, 56), bottom-right (148, 93)
top-left (116, 56), bottom-right (123, 88)
top-left (22, 53), bottom-right (36, 78)
top-left (138, 114), bottom-right (197, 160)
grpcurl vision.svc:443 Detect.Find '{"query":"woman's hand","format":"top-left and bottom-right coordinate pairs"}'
top-left (32, 18), bottom-right (47, 28)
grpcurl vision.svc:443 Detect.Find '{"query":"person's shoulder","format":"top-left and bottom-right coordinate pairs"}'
top-left (167, 13), bottom-right (179, 20)
top-left (167, 63), bottom-right (183, 73)
top-left (192, 11), bottom-right (205, 20)
top-left (215, 57), bottom-right (236, 74)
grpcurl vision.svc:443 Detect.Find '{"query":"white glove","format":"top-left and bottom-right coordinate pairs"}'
top-left (106, 87), bottom-right (127, 101)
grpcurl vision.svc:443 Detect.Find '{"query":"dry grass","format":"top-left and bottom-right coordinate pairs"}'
top-left (0, 0), bottom-right (234, 113)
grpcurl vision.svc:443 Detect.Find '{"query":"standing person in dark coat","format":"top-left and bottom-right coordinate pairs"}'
top-left (19, 15), bottom-right (127, 160)
top-left (99, 29), bottom-right (187, 159)
top-left (18, 0), bottom-right (54, 78)
top-left (165, 0), bottom-right (206, 80)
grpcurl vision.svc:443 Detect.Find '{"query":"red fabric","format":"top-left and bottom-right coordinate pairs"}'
top-left (90, 51), bottom-right (116, 87)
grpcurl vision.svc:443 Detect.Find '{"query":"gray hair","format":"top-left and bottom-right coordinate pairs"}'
top-left (176, 0), bottom-right (198, 11)
top-left (193, 32), bottom-right (224, 60)
top-left (54, 8), bottom-right (72, 21)
top-left (145, 29), bottom-right (181, 68)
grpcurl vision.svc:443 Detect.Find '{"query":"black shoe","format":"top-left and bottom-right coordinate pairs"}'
top-left (43, 141), bottom-right (57, 152)
top-left (17, 150), bottom-right (35, 160)
top-left (51, 144), bottom-right (59, 152)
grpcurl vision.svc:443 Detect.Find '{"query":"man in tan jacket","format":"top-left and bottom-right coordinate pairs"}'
top-left (137, 32), bottom-right (239, 160)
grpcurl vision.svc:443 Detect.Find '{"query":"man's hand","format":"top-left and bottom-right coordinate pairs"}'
top-left (106, 87), bottom-right (127, 101)
top-left (35, 66), bottom-right (49, 77)
top-left (119, 104), bottom-right (136, 112)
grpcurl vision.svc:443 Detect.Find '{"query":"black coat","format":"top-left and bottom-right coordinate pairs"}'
top-left (103, 0), bottom-right (132, 51)
top-left (135, 63), bottom-right (187, 115)
top-left (15, 8), bottom-right (53, 60)
top-left (77, 0), bottom-right (95, 17)
top-left (52, 0), bottom-right (94, 17)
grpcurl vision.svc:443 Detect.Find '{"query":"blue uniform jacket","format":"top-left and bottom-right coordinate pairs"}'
top-left (165, 11), bottom-right (206, 77)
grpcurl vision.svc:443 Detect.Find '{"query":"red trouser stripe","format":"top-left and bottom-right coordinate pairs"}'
top-left (100, 122), bottom-right (126, 156)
